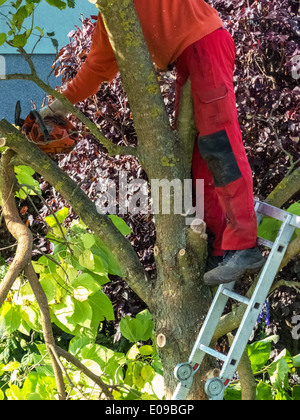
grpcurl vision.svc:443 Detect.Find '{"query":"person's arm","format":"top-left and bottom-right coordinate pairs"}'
top-left (40, 14), bottom-right (118, 117)
top-left (63, 13), bottom-right (119, 104)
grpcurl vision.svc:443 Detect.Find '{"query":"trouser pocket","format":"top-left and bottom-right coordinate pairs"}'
top-left (195, 84), bottom-right (233, 134)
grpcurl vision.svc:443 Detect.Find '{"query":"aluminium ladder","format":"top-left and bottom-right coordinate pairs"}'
top-left (172, 200), bottom-right (300, 400)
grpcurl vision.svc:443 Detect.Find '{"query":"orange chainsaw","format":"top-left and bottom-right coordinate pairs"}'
top-left (15, 101), bottom-right (78, 154)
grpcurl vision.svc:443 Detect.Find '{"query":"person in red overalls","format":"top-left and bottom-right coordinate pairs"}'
top-left (40, 0), bottom-right (265, 286)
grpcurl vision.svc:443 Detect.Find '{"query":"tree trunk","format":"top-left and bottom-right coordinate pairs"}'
top-left (96, 0), bottom-right (218, 398)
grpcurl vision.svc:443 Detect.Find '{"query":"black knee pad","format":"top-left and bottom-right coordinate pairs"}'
top-left (197, 130), bottom-right (242, 187)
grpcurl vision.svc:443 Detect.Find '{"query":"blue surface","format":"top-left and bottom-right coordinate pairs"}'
top-left (0, 2), bottom-right (98, 123)
top-left (0, 54), bottom-right (60, 123)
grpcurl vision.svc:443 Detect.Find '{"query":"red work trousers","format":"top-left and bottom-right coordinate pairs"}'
top-left (176, 28), bottom-right (257, 256)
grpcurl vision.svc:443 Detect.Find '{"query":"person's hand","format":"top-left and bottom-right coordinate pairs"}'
top-left (39, 99), bottom-right (68, 118)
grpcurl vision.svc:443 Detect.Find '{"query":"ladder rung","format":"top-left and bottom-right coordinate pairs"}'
top-left (221, 289), bottom-right (250, 305)
top-left (257, 237), bottom-right (274, 248)
top-left (199, 344), bottom-right (227, 362)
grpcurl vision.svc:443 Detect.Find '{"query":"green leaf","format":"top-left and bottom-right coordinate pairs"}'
top-left (0, 0), bottom-right (8, 7)
top-left (292, 385), bottom-right (300, 400)
top-left (80, 344), bottom-right (124, 381)
top-left (12, 34), bottom-right (27, 48)
top-left (0, 33), bottom-right (7, 46)
top-left (224, 384), bottom-right (241, 400)
top-left (45, 0), bottom-right (66, 10)
top-left (34, 26), bottom-right (44, 37)
top-left (89, 290), bottom-right (115, 322)
top-left (40, 276), bottom-right (57, 304)
top-left (286, 203), bottom-right (300, 239)
top-left (2, 306), bottom-right (21, 334)
top-left (109, 214), bottom-right (132, 236)
top-left (0, 315), bottom-right (5, 338)
top-left (6, 384), bottom-right (24, 400)
top-left (91, 237), bottom-right (123, 276)
top-left (256, 381), bottom-right (273, 400)
top-left (132, 361), bottom-right (146, 389)
top-left (127, 344), bottom-right (140, 360)
top-left (69, 336), bottom-right (92, 357)
top-left (268, 358), bottom-right (289, 390)
top-left (78, 249), bottom-right (95, 271)
top-left (81, 233), bottom-right (96, 249)
top-left (19, 304), bottom-right (41, 332)
top-left (14, 165), bottom-right (41, 199)
top-left (292, 354), bottom-right (300, 367)
top-left (139, 345), bottom-right (154, 356)
top-left (68, 298), bottom-right (92, 329)
top-left (72, 273), bottom-right (101, 301)
top-left (26, 393), bottom-right (43, 401)
top-left (45, 207), bottom-right (69, 226)
top-left (275, 388), bottom-right (291, 400)
top-left (21, 372), bottom-right (38, 396)
top-left (257, 216), bottom-right (281, 242)
top-left (52, 296), bottom-right (76, 331)
top-left (141, 365), bottom-right (154, 382)
top-left (247, 336), bottom-right (277, 373)
top-left (3, 361), bottom-right (20, 372)
top-left (120, 310), bottom-right (154, 343)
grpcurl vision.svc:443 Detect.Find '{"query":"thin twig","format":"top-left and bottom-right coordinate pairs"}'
top-left (48, 344), bottom-right (88, 401)
top-left (55, 346), bottom-right (115, 400)
top-left (25, 262), bottom-right (66, 400)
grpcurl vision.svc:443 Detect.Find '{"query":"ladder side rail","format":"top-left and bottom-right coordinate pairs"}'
top-left (255, 200), bottom-right (264, 226)
top-left (172, 383), bottom-right (191, 400)
top-left (219, 214), bottom-right (296, 382)
top-left (188, 281), bottom-right (235, 366)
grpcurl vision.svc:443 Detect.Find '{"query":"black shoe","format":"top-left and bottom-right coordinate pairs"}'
top-left (205, 255), bottom-right (223, 272)
top-left (203, 247), bottom-right (265, 286)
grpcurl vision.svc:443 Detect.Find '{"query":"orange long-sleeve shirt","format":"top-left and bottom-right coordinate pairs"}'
top-left (63, 0), bottom-right (223, 104)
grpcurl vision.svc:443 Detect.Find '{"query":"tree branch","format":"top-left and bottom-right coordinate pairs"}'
top-left (0, 149), bottom-right (66, 399)
top-left (0, 120), bottom-right (153, 308)
top-left (227, 333), bottom-right (256, 400)
top-left (55, 346), bottom-right (114, 400)
top-left (0, 150), bottom-right (33, 308)
top-left (265, 165), bottom-right (300, 208)
top-left (24, 263), bottom-right (66, 400)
